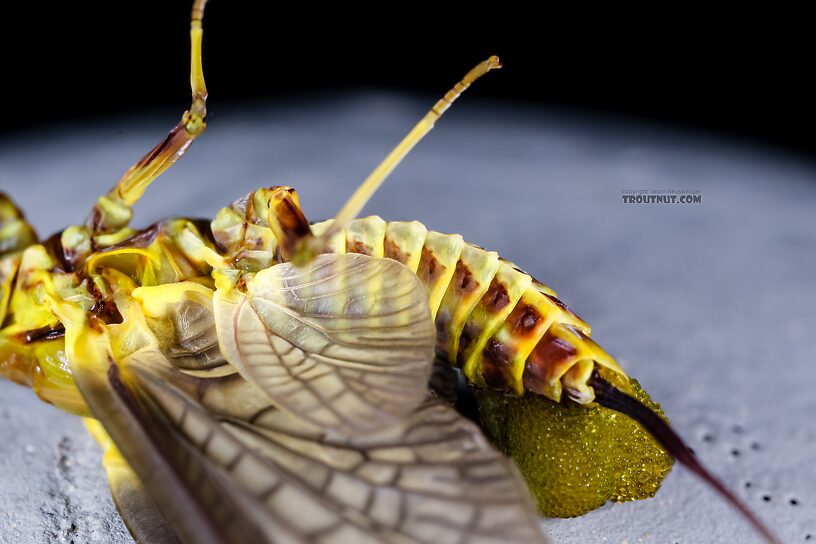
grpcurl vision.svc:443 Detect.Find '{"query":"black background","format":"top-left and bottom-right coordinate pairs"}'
top-left (2, 3), bottom-right (813, 159)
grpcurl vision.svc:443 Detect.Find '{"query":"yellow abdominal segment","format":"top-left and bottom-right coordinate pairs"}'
top-left (301, 211), bottom-right (627, 401)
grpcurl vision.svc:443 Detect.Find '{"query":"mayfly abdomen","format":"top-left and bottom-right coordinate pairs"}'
top-left (311, 214), bottom-right (627, 403)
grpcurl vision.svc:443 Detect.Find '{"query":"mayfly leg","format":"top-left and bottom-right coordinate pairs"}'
top-left (292, 56), bottom-right (502, 265)
top-left (88, 0), bottom-right (209, 238)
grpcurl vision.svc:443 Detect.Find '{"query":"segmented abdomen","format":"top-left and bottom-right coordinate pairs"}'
top-left (310, 216), bottom-right (625, 404)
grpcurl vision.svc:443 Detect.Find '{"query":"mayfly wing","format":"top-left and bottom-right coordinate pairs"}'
top-left (134, 283), bottom-right (235, 376)
top-left (77, 348), bottom-right (548, 544)
top-left (213, 252), bottom-right (437, 434)
top-left (84, 419), bottom-right (182, 544)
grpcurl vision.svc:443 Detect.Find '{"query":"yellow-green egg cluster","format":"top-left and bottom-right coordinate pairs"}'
top-left (475, 370), bottom-right (674, 517)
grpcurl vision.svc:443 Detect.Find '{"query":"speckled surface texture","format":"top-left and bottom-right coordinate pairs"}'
top-left (1, 95), bottom-right (814, 543)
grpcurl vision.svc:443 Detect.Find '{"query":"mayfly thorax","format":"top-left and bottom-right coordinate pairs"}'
top-left (0, 1), bottom-right (782, 543)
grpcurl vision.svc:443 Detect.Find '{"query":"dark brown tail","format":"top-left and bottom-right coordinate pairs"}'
top-left (589, 370), bottom-right (782, 544)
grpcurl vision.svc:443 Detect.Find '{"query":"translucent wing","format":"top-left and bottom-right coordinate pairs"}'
top-left (75, 349), bottom-right (549, 544)
top-left (214, 253), bottom-right (436, 434)
top-left (161, 289), bottom-right (229, 372)
top-left (105, 450), bottom-right (183, 544)
top-left (84, 419), bottom-right (181, 544)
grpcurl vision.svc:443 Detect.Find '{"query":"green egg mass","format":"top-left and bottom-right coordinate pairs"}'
top-left (475, 369), bottom-right (674, 518)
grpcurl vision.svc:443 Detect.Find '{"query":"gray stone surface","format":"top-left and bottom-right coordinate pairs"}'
top-left (1, 94), bottom-right (814, 543)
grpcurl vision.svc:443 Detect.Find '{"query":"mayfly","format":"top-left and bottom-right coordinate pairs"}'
top-left (0, 2), bottom-right (782, 543)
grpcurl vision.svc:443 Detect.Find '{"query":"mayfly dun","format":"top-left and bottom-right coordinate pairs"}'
top-left (0, 1), bottom-right (782, 543)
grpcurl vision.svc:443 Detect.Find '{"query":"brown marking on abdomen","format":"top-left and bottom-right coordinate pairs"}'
top-left (434, 309), bottom-right (452, 359)
top-left (384, 238), bottom-right (407, 263)
top-left (453, 260), bottom-right (479, 297)
top-left (347, 240), bottom-right (373, 256)
top-left (417, 247), bottom-right (446, 285)
top-left (481, 338), bottom-right (514, 390)
top-left (507, 303), bottom-right (541, 337)
top-left (456, 322), bottom-right (481, 367)
top-left (483, 279), bottom-right (510, 313)
top-left (523, 330), bottom-right (578, 394)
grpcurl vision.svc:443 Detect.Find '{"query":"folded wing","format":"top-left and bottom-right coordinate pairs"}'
top-left (77, 349), bottom-right (549, 544)
top-left (214, 253), bottom-right (436, 434)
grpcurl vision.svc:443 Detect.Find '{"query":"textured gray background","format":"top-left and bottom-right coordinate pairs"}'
top-left (0, 95), bottom-right (814, 543)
